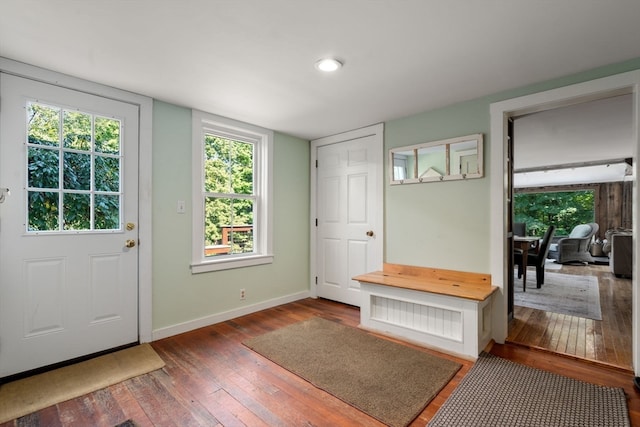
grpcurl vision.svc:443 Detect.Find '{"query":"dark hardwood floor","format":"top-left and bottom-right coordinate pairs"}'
top-left (508, 263), bottom-right (633, 370)
top-left (2, 297), bottom-right (639, 426)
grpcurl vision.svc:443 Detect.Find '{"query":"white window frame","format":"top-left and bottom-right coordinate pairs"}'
top-left (191, 110), bottom-right (273, 273)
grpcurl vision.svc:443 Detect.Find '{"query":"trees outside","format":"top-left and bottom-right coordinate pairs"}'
top-left (27, 102), bottom-right (121, 231)
top-left (514, 190), bottom-right (595, 236)
top-left (203, 135), bottom-right (254, 255)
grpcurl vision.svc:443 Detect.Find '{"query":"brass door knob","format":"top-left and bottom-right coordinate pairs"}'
top-left (125, 239), bottom-right (136, 248)
top-left (366, 230), bottom-right (374, 237)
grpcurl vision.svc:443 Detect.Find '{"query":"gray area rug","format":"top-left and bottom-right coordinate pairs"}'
top-left (544, 260), bottom-right (562, 270)
top-left (428, 352), bottom-right (630, 427)
top-left (243, 317), bottom-right (461, 427)
top-left (514, 271), bottom-right (602, 320)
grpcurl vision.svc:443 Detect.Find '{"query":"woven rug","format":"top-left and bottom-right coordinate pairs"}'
top-left (428, 352), bottom-right (630, 426)
top-left (0, 344), bottom-right (165, 424)
top-left (244, 317), bottom-right (461, 427)
top-left (514, 271), bottom-right (602, 320)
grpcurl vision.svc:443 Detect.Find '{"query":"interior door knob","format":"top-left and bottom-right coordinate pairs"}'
top-left (125, 239), bottom-right (136, 248)
top-left (366, 230), bottom-right (374, 237)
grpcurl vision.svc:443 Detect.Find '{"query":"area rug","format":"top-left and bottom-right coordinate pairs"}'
top-left (514, 271), bottom-right (602, 320)
top-left (243, 317), bottom-right (461, 427)
top-left (0, 343), bottom-right (165, 424)
top-left (428, 352), bottom-right (629, 426)
top-left (544, 260), bottom-right (563, 270)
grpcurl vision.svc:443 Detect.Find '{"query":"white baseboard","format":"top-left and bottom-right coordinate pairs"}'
top-left (151, 290), bottom-right (311, 341)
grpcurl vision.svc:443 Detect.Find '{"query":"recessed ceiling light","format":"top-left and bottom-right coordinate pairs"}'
top-left (315, 58), bottom-right (343, 72)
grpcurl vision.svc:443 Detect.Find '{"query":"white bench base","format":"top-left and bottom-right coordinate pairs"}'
top-left (360, 282), bottom-right (494, 358)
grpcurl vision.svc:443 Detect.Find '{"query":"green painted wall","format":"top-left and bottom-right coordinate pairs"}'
top-left (385, 57), bottom-right (640, 273)
top-left (152, 101), bottom-right (310, 330)
top-left (150, 56), bottom-right (640, 332)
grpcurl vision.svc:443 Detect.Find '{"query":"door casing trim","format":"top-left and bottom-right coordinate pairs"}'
top-left (309, 123), bottom-right (385, 299)
top-left (490, 70), bottom-right (640, 373)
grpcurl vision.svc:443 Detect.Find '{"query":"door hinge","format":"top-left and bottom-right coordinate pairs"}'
top-left (315, 218), bottom-right (318, 226)
top-left (315, 159), bottom-right (318, 168)
top-left (315, 276), bottom-right (318, 285)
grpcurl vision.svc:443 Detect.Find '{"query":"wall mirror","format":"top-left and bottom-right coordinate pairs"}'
top-left (389, 133), bottom-right (483, 184)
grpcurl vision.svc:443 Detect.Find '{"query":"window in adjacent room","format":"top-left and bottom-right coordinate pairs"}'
top-left (393, 154), bottom-right (408, 180)
top-left (513, 189), bottom-right (595, 236)
top-left (191, 111), bottom-right (273, 273)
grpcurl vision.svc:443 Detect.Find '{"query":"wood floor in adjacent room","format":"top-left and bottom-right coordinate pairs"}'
top-left (2, 297), bottom-right (639, 426)
top-left (508, 263), bottom-right (633, 370)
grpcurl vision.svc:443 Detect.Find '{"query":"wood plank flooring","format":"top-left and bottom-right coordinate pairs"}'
top-left (2, 297), bottom-right (639, 426)
top-left (508, 263), bottom-right (633, 369)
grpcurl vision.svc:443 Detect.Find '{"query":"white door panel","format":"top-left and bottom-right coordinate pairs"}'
top-left (315, 128), bottom-right (383, 307)
top-left (0, 74), bottom-right (139, 377)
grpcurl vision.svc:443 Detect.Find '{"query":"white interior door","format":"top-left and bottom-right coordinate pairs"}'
top-left (314, 125), bottom-right (383, 307)
top-left (0, 74), bottom-right (139, 378)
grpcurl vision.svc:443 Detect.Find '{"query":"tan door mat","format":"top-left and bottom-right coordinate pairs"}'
top-left (0, 343), bottom-right (165, 424)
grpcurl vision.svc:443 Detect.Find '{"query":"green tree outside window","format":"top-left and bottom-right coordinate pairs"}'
top-left (514, 190), bottom-right (595, 236)
top-left (203, 135), bottom-right (255, 256)
top-left (27, 102), bottom-right (121, 231)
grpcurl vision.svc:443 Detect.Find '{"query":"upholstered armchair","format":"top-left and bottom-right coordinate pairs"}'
top-left (548, 223), bottom-right (599, 264)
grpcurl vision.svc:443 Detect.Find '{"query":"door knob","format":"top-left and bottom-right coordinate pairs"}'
top-left (366, 230), bottom-right (374, 237)
top-left (125, 239), bottom-right (136, 248)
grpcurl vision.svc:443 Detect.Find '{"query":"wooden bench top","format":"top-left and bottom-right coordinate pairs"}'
top-left (353, 263), bottom-right (498, 301)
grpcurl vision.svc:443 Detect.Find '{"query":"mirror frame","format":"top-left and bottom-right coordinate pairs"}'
top-left (389, 133), bottom-right (483, 185)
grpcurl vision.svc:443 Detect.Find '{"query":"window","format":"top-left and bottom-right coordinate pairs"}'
top-left (514, 189), bottom-right (595, 236)
top-left (393, 155), bottom-right (408, 180)
top-left (191, 111), bottom-right (273, 273)
top-left (26, 101), bottom-right (122, 233)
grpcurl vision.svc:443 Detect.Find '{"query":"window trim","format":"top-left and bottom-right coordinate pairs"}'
top-left (191, 110), bottom-right (273, 273)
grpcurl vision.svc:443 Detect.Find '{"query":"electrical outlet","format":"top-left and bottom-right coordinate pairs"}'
top-left (240, 288), bottom-right (246, 300)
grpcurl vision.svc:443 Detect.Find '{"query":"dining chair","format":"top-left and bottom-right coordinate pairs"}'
top-left (514, 225), bottom-right (556, 290)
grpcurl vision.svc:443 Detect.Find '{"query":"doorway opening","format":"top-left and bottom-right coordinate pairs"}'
top-left (507, 97), bottom-right (633, 369)
top-left (490, 71), bottom-right (640, 375)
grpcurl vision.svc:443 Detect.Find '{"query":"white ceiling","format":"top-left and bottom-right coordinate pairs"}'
top-left (1, 1), bottom-right (640, 141)
top-left (513, 94), bottom-right (634, 187)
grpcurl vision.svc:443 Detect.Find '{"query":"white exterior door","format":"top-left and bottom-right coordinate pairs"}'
top-left (313, 125), bottom-right (383, 307)
top-left (0, 74), bottom-right (139, 378)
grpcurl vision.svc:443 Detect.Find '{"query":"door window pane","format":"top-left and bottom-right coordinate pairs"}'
top-left (28, 191), bottom-right (59, 231)
top-left (95, 156), bottom-right (120, 192)
top-left (63, 193), bottom-right (91, 230)
top-left (63, 152), bottom-right (91, 190)
top-left (95, 117), bottom-right (120, 154)
top-left (25, 101), bottom-right (122, 232)
top-left (27, 103), bottom-right (60, 146)
top-left (95, 195), bottom-right (120, 230)
top-left (63, 110), bottom-right (91, 150)
top-left (28, 147), bottom-right (59, 188)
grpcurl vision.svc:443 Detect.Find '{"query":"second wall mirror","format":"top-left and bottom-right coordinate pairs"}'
top-left (390, 133), bottom-right (483, 184)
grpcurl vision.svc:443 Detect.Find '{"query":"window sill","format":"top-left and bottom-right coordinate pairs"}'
top-left (191, 254), bottom-right (274, 274)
